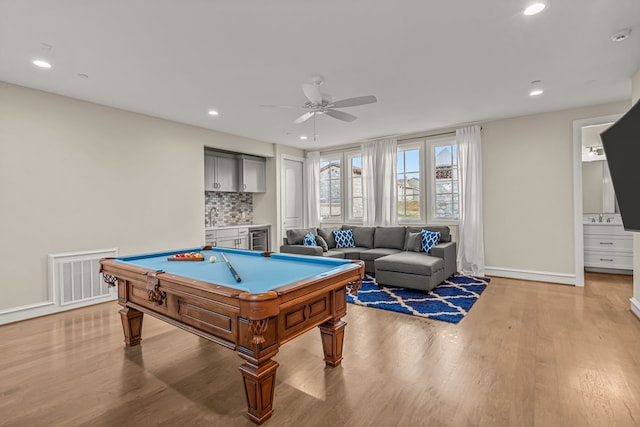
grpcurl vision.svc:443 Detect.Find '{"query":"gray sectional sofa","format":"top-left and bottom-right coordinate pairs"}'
top-left (280, 225), bottom-right (457, 292)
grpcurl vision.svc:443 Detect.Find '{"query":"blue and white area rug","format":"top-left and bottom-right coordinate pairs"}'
top-left (347, 274), bottom-right (490, 324)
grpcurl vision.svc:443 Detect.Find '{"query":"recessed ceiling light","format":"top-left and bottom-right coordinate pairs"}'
top-left (33, 59), bottom-right (51, 69)
top-left (611, 28), bottom-right (631, 42)
top-left (300, 136), bottom-right (308, 140)
top-left (529, 80), bottom-right (544, 96)
top-left (208, 110), bottom-right (219, 116)
top-left (524, 3), bottom-right (546, 15)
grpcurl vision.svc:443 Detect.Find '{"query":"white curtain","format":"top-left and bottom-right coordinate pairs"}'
top-left (602, 160), bottom-right (616, 214)
top-left (361, 138), bottom-right (398, 226)
top-left (305, 151), bottom-right (321, 228)
top-left (361, 143), bottom-right (377, 226)
top-left (456, 125), bottom-right (485, 276)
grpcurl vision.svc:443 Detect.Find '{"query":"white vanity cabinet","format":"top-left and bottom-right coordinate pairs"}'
top-left (205, 226), bottom-right (249, 250)
top-left (583, 224), bottom-right (633, 271)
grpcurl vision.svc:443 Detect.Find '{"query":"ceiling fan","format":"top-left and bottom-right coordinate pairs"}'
top-left (261, 76), bottom-right (377, 125)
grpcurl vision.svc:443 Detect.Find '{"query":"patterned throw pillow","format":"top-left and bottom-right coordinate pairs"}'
top-left (303, 232), bottom-right (316, 247)
top-left (333, 229), bottom-right (355, 248)
top-left (421, 230), bottom-right (441, 253)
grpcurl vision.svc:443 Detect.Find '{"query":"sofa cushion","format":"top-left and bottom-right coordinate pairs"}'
top-left (303, 232), bottom-right (317, 246)
top-left (318, 227), bottom-right (340, 249)
top-left (332, 246), bottom-right (367, 260)
top-left (324, 250), bottom-right (346, 258)
top-left (406, 232), bottom-right (422, 252)
top-left (375, 252), bottom-right (444, 276)
top-left (334, 229), bottom-right (355, 248)
top-left (421, 230), bottom-right (440, 254)
top-left (316, 235), bottom-right (329, 252)
top-left (405, 226), bottom-right (451, 248)
top-left (342, 225), bottom-right (375, 248)
top-left (374, 226), bottom-right (406, 250)
top-left (286, 228), bottom-right (317, 245)
top-left (360, 248), bottom-right (403, 262)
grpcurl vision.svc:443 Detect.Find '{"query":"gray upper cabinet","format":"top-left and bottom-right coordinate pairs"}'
top-left (205, 152), bottom-right (238, 192)
top-left (240, 155), bottom-right (266, 193)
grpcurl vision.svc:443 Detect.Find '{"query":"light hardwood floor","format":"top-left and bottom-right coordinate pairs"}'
top-left (2, 273), bottom-right (640, 427)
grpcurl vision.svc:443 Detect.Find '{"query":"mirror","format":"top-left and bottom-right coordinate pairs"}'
top-left (582, 122), bottom-right (617, 214)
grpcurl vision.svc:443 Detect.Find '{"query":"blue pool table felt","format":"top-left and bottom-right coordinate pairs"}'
top-left (117, 248), bottom-right (352, 294)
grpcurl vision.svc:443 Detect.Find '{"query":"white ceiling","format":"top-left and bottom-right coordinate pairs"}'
top-left (1, 1), bottom-right (639, 150)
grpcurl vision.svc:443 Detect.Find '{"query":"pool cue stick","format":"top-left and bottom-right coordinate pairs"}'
top-left (220, 253), bottom-right (242, 283)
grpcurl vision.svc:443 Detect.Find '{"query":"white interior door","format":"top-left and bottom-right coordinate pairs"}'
top-left (281, 156), bottom-right (305, 242)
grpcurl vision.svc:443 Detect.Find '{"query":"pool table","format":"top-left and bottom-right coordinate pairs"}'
top-left (100, 247), bottom-right (364, 424)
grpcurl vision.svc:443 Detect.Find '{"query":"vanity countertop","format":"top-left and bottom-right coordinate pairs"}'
top-left (583, 221), bottom-right (623, 226)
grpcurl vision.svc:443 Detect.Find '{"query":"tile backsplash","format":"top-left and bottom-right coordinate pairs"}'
top-left (205, 191), bottom-right (253, 227)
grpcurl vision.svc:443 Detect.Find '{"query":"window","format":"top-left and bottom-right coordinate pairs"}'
top-left (397, 143), bottom-right (423, 221)
top-left (317, 136), bottom-right (459, 225)
top-left (319, 155), bottom-right (342, 220)
top-left (347, 152), bottom-right (363, 221)
top-left (430, 139), bottom-right (459, 221)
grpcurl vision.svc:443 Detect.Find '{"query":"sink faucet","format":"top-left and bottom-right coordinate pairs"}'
top-left (599, 213), bottom-right (604, 223)
top-left (208, 206), bottom-right (217, 228)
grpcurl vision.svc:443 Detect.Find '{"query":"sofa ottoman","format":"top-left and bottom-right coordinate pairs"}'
top-left (375, 252), bottom-right (445, 292)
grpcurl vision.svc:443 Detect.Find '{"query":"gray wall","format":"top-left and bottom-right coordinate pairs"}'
top-left (483, 101), bottom-right (628, 278)
top-left (0, 82), bottom-right (277, 311)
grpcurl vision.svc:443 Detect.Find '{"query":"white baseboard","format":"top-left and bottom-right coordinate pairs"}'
top-left (631, 298), bottom-right (640, 320)
top-left (484, 266), bottom-right (577, 285)
top-left (0, 294), bottom-right (117, 326)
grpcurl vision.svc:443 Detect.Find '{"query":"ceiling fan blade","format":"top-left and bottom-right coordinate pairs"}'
top-left (331, 95), bottom-right (377, 108)
top-left (302, 84), bottom-right (323, 104)
top-left (293, 111), bottom-right (314, 124)
top-left (325, 109), bottom-right (357, 122)
top-left (259, 104), bottom-right (300, 108)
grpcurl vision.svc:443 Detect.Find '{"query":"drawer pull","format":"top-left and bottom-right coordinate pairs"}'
top-left (599, 242), bottom-right (614, 245)
top-left (600, 258), bottom-right (614, 262)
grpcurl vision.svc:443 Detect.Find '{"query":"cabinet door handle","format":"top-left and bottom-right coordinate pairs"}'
top-left (599, 242), bottom-right (614, 245)
top-left (600, 258), bottom-right (614, 262)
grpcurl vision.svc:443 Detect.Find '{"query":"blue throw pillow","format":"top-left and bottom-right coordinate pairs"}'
top-left (333, 229), bottom-right (355, 248)
top-left (303, 232), bottom-right (316, 247)
top-left (421, 230), bottom-right (441, 253)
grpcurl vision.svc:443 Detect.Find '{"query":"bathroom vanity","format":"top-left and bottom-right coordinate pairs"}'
top-left (583, 216), bottom-right (632, 273)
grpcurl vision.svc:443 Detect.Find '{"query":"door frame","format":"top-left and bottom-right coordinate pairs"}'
top-left (280, 154), bottom-right (306, 243)
top-left (572, 114), bottom-right (621, 287)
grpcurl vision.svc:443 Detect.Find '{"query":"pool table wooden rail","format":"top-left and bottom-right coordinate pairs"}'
top-left (100, 255), bottom-right (364, 424)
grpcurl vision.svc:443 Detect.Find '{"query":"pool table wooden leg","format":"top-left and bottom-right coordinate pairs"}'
top-left (239, 358), bottom-right (279, 424)
top-left (319, 318), bottom-right (346, 367)
top-left (119, 307), bottom-right (143, 346)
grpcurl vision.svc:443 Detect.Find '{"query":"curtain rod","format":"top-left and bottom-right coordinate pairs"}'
top-left (397, 130), bottom-right (455, 142)
top-left (316, 125), bottom-right (482, 155)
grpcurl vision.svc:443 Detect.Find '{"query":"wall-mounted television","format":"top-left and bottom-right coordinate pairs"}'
top-left (600, 99), bottom-right (640, 232)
